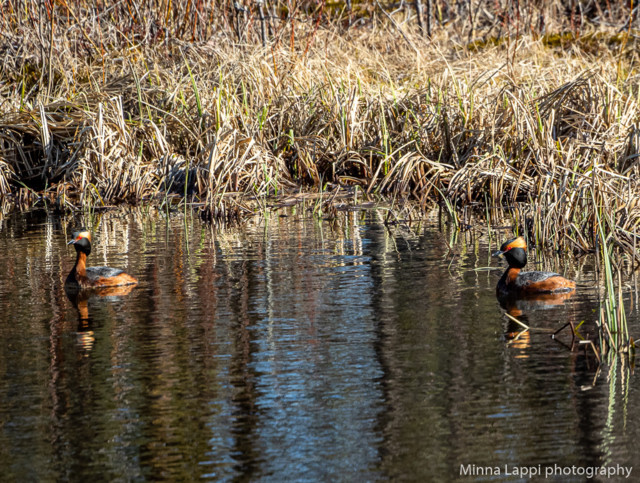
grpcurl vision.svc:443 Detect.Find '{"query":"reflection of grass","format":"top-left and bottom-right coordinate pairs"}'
top-left (600, 352), bottom-right (633, 461)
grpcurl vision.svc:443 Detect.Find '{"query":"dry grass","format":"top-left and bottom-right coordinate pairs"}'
top-left (0, 1), bottom-right (639, 265)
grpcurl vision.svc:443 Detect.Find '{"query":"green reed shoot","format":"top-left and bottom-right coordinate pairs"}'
top-left (596, 205), bottom-right (630, 352)
top-left (182, 51), bottom-right (203, 118)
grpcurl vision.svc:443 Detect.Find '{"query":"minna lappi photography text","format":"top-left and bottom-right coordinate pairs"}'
top-left (460, 464), bottom-right (633, 479)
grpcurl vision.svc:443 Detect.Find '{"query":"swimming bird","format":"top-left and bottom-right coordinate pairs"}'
top-left (66, 229), bottom-right (138, 288)
top-left (493, 236), bottom-right (575, 296)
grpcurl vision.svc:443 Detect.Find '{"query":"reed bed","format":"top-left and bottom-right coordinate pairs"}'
top-left (0, 1), bottom-right (639, 269)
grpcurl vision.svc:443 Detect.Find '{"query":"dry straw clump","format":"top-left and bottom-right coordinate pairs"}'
top-left (0, 1), bottom-right (639, 261)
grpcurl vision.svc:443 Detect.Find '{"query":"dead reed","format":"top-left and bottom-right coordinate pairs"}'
top-left (0, 1), bottom-right (639, 266)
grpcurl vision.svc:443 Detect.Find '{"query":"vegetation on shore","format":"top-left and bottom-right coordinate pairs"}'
top-left (0, 1), bottom-right (639, 273)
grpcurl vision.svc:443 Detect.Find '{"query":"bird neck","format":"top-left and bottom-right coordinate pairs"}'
top-left (74, 251), bottom-right (87, 277)
top-left (505, 267), bottom-right (521, 285)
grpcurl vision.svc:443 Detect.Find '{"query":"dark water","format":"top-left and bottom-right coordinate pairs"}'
top-left (0, 209), bottom-right (638, 482)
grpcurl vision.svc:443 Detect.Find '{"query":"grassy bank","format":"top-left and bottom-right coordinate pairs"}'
top-left (0, 1), bottom-right (639, 265)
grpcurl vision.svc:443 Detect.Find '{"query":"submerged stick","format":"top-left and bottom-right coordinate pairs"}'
top-left (505, 312), bottom-right (530, 330)
top-left (579, 340), bottom-right (601, 364)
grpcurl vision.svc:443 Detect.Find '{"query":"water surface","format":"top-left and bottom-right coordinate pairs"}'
top-left (0, 209), bottom-right (637, 481)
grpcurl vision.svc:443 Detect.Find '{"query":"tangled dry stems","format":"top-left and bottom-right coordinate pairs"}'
top-left (0, 2), bottom-right (639, 263)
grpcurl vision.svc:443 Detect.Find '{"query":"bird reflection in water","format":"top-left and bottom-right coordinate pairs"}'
top-left (499, 290), bottom-right (576, 358)
top-left (65, 284), bottom-right (136, 354)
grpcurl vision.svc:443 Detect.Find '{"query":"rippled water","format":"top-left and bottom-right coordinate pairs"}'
top-left (0, 209), bottom-right (638, 481)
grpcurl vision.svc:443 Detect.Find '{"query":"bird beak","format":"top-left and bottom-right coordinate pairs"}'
top-left (68, 239), bottom-right (77, 245)
top-left (492, 249), bottom-right (505, 257)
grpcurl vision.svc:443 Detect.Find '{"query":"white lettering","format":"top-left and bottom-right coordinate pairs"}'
top-left (460, 465), bottom-right (501, 476)
top-left (460, 464), bottom-right (473, 476)
top-left (464, 463), bottom-right (632, 478)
